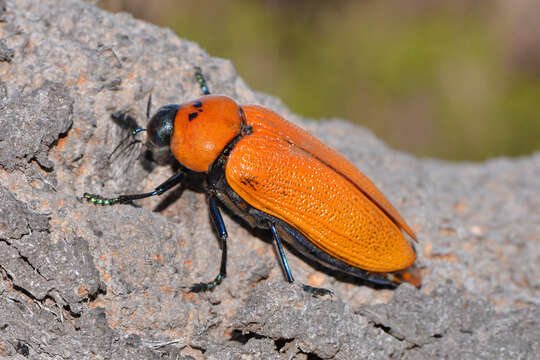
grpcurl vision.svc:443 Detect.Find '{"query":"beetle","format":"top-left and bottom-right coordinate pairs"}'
top-left (84, 67), bottom-right (421, 293)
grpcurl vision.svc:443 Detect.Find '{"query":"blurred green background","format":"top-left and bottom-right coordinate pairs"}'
top-left (100, 0), bottom-right (540, 161)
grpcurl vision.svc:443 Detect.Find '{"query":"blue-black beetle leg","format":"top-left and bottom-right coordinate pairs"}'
top-left (189, 196), bottom-right (228, 292)
top-left (83, 170), bottom-right (184, 205)
top-left (270, 222), bottom-right (295, 283)
top-left (269, 222), bottom-right (333, 297)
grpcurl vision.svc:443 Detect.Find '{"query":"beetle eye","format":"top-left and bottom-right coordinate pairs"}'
top-left (147, 105), bottom-right (179, 148)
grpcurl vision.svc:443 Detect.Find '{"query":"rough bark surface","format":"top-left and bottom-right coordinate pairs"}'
top-left (0, 0), bottom-right (538, 359)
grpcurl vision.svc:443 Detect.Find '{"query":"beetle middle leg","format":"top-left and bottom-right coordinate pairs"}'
top-left (269, 222), bottom-right (332, 297)
top-left (188, 195), bottom-right (228, 292)
top-left (83, 170), bottom-right (184, 205)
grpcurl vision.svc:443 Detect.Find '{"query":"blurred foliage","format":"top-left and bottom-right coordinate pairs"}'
top-left (100, 0), bottom-right (540, 161)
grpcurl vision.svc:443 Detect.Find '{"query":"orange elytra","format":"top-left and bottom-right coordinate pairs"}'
top-left (84, 68), bottom-right (421, 293)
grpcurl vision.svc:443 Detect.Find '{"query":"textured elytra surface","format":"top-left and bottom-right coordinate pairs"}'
top-left (241, 105), bottom-right (417, 241)
top-left (227, 105), bottom-right (416, 272)
top-left (0, 0), bottom-right (539, 359)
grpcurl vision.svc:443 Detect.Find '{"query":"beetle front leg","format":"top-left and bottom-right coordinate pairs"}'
top-left (83, 170), bottom-right (185, 205)
top-left (189, 195), bottom-right (228, 292)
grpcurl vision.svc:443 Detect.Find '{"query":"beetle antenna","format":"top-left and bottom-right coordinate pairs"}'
top-left (107, 93), bottom-right (152, 161)
top-left (108, 127), bottom-right (146, 161)
top-left (194, 66), bottom-right (211, 95)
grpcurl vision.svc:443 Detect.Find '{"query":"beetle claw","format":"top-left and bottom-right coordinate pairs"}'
top-left (186, 273), bottom-right (224, 293)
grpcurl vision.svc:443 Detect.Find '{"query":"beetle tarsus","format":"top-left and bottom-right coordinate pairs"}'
top-left (188, 273), bottom-right (225, 293)
top-left (83, 192), bottom-right (123, 206)
top-left (194, 66), bottom-right (211, 95)
top-left (301, 284), bottom-right (333, 297)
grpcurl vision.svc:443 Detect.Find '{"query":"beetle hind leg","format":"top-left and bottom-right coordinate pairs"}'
top-left (269, 222), bottom-right (333, 297)
top-left (270, 222), bottom-right (294, 283)
top-left (188, 196), bottom-right (228, 292)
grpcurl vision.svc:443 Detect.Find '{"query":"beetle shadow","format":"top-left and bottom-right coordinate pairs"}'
top-left (110, 110), bottom-right (140, 131)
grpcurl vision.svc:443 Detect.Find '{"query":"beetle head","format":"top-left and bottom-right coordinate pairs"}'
top-left (145, 96), bottom-right (243, 173)
top-left (146, 104), bottom-right (180, 148)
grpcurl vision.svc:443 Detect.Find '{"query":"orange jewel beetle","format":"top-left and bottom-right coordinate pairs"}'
top-left (84, 67), bottom-right (421, 293)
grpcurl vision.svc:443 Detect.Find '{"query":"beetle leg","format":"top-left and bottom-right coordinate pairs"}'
top-left (194, 66), bottom-right (211, 95)
top-left (270, 222), bottom-right (333, 296)
top-left (83, 170), bottom-right (184, 205)
top-left (189, 195), bottom-right (228, 292)
top-left (270, 222), bottom-right (295, 283)
top-left (301, 284), bottom-right (333, 297)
